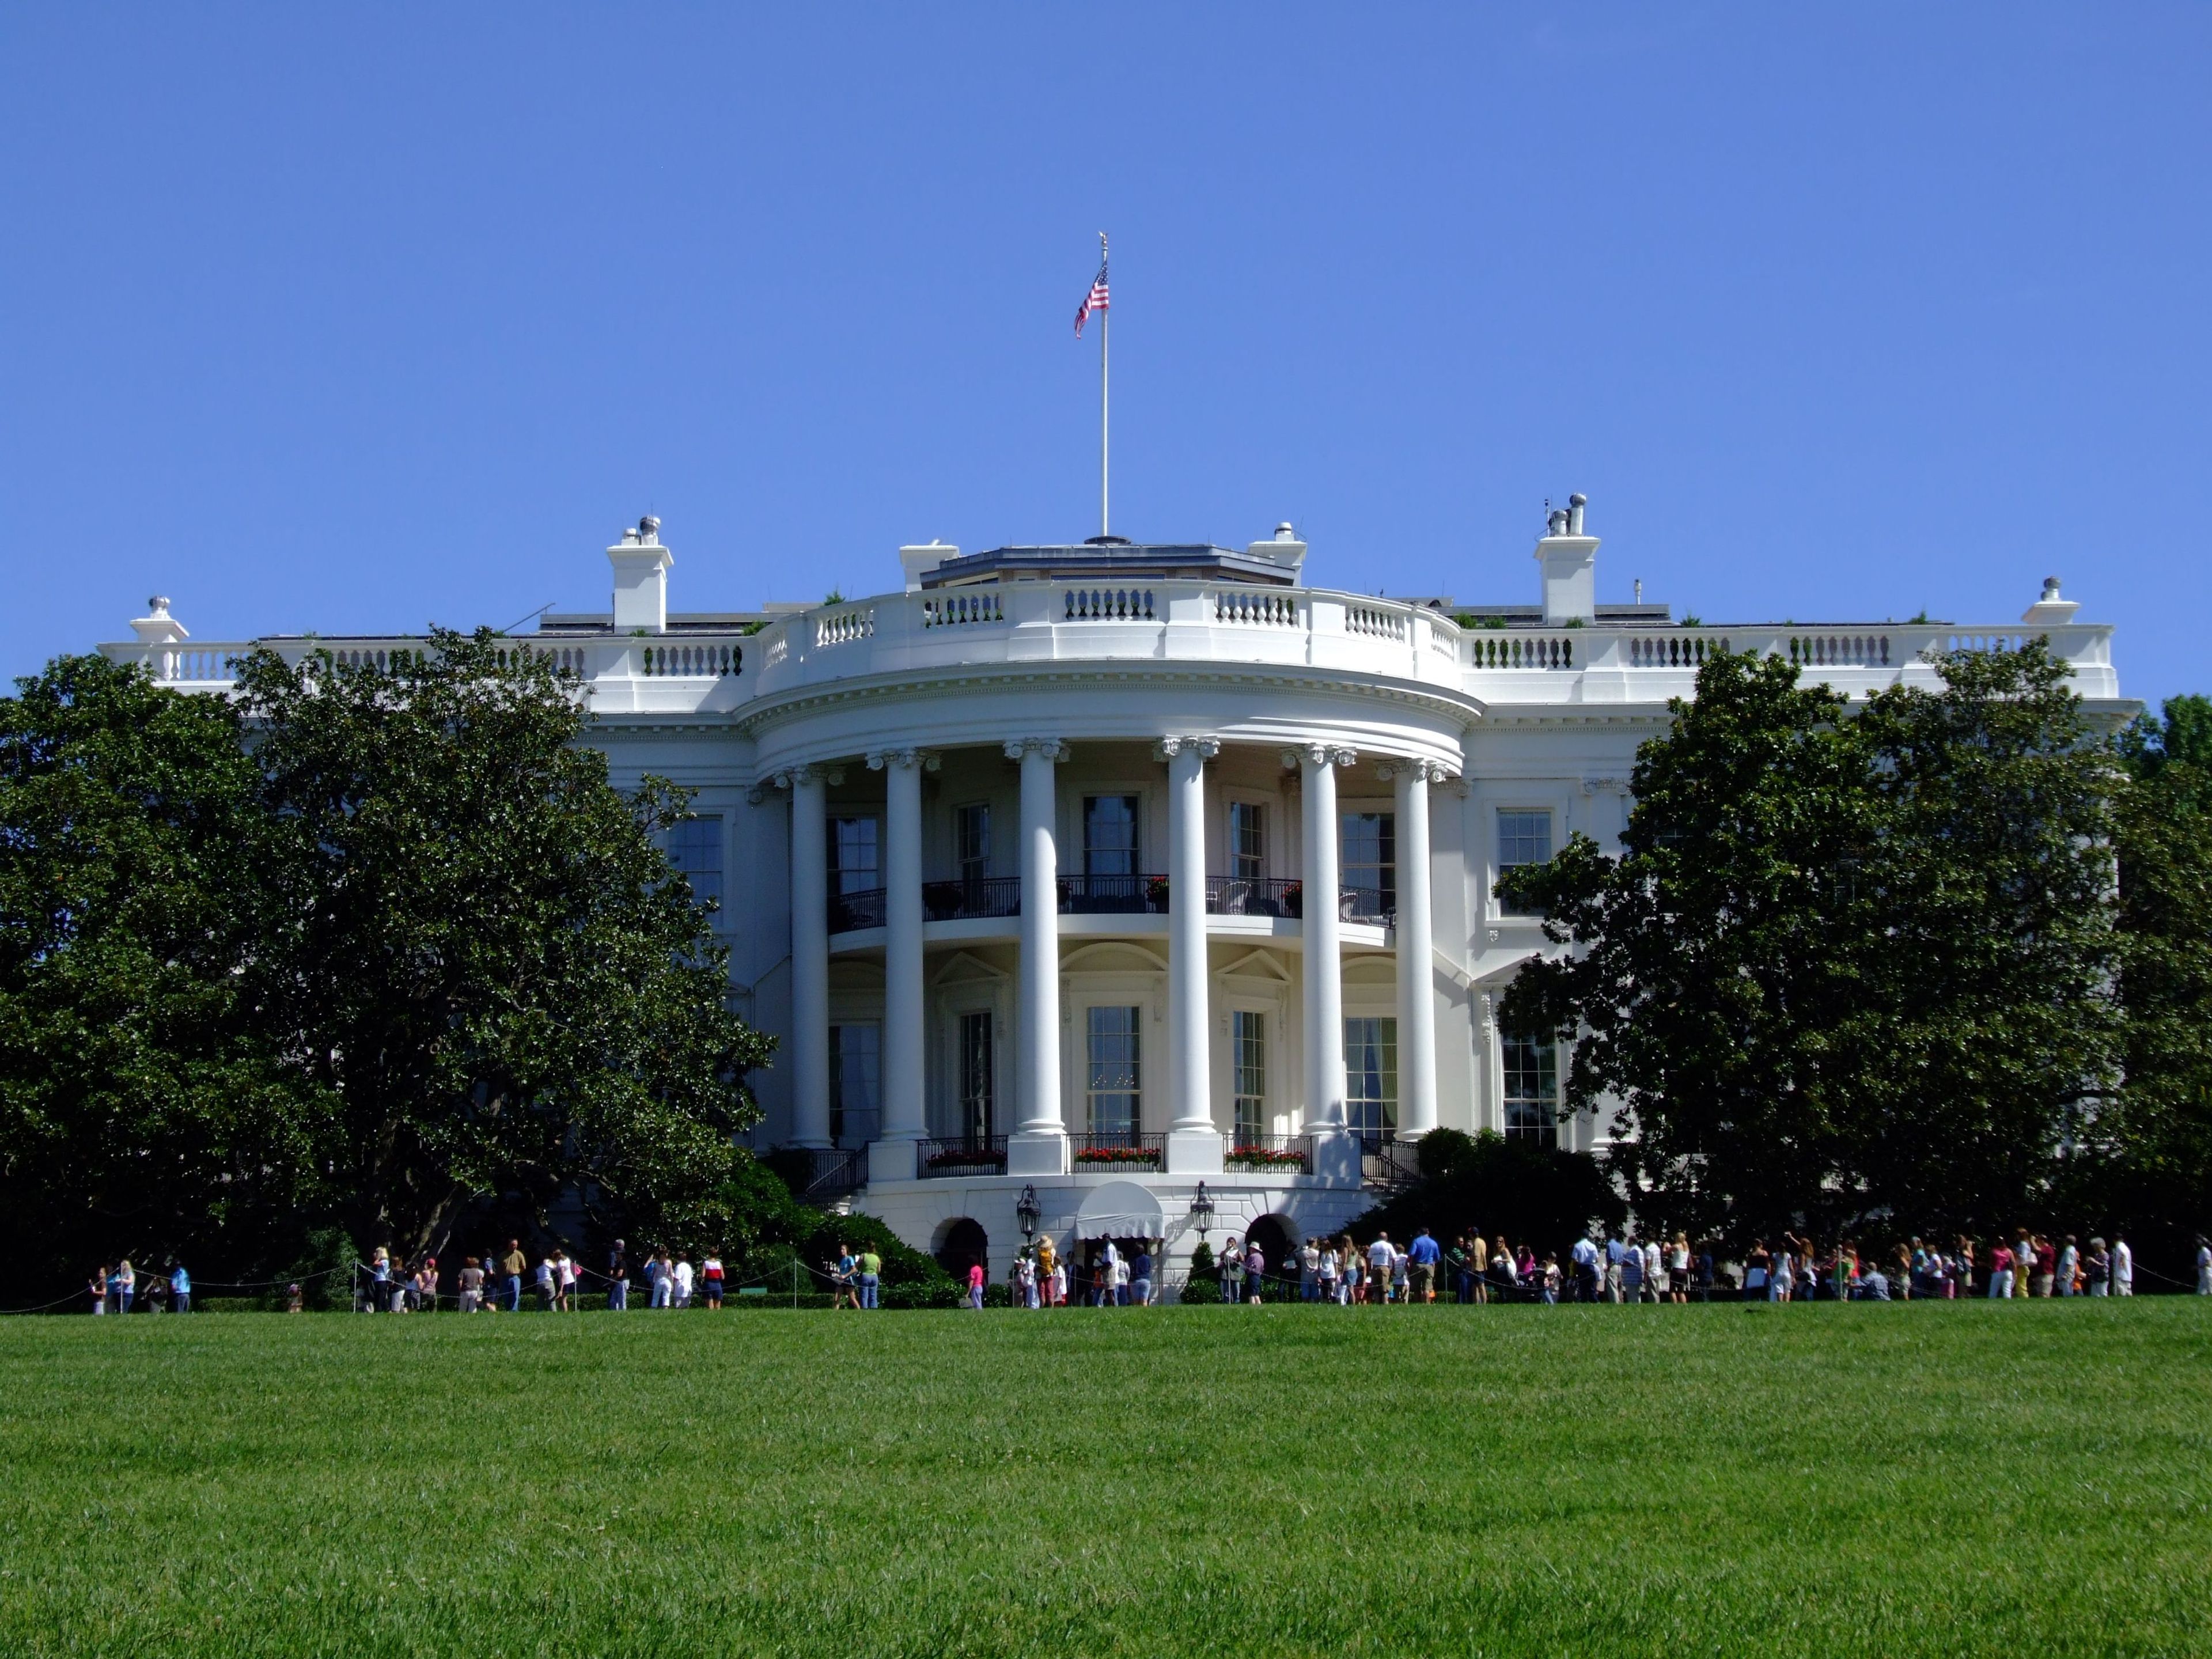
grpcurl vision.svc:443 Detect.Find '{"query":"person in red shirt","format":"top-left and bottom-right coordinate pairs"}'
top-left (967, 1260), bottom-right (986, 1310)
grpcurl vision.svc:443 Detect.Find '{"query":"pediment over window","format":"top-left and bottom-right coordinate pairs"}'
top-left (1214, 948), bottom-right (1291, 984)
top-left (1060, 940), bottom-right (1168, 975)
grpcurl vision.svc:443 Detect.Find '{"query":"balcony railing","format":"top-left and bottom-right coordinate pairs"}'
top-left (798, 1145), bottom-right (869, 1203)
top-left (1225, 1135), bottom-right (1313, 1173)
top-left (1057, 873), bottom-right (1171, 914)
top-left (828, 887), bottom-right (886, 933)
top-left (922, 876), bottom-right (1022, 921)
top-left (1069, 1131), bottom-right (1166, 1169)
top-left (1341, 884), bottom-right (1395, 925)
top-left (1206, 876), bottom-right (1302, 917)
top-left (918, 1135), bottom-right (1009, 1177)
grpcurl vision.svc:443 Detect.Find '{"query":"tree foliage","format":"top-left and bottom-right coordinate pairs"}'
top-left (1353, 1128), bottom-right (1625, 1252)
top-left (1498, 643), bottom-right (2123, 1244)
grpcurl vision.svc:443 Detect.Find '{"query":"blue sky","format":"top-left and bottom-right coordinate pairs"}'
top-left (4, 8), bottom-right (2207, 708)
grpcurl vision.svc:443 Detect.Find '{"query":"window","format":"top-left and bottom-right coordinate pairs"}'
top-left (1233, 1009), bottom-right (1266, 1143)
top-left (665, 815), bottom-right (724, 912)
top-left (1495, 809), bottom-right (1552, 914)
top-left (958, 1010), bottom-right (994, 1143)
top-left (1084, 796), bottom-right (1139, 877)
top-left (1502, 1037), bottom-right (1558, 1141)
top-left (1229, 802), bottom-right (1266, 881)
top-left (1344, 1017), bottom-right (1397, 1147)
top-left (828, 1022), bottom-right (880, 1147)
top-left (1342, 811), bottom-right (1396, 921)
top-left (956, 803), bottom-right (991, 884)
top-left (828, 816), bottom-right (880, 895)
top-left (1085, 1005), bottom-right (1141, 1141)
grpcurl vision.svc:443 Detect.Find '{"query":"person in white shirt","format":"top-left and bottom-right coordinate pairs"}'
top-left (2056, 1237), bottom-right (2080, 1297)
top-left (1016, 1252), bottom-right (1037, 1309)
top-left (672, 1256), bottom-right (695, 1308)
top-left (1112, 1251), bottom-right (1132, 1307)
top-left (1642, 1240), bottom-right (1664, 1303)
top-left (1368, 1234), bottom-right (1397, 1305)
top-left (2112, 1237), bottom-right (2133, 1297)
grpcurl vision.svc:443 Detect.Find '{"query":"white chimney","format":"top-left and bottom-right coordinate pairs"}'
top-left (900, 539), bottom-right (957, 593)
top-left (129, 596), bottom-right (188, 646)
top-left (1534, 494), bottom-right (1597, 624)
top-left (1247, 521), bottom-right (1308, 584)
top-left (608, 515), bottom-right (673, 634)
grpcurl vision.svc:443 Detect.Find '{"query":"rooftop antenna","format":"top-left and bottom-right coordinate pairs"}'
top-left (498, 600), bottom-right (560, 635)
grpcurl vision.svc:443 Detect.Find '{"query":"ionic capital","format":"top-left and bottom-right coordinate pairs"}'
top-left (1282, 743), bottom-right (1357, 770)
top-left (866, 748), bottom-right (941, 772)
top-left (1377, 757), bottom-right (1457, 786)
top-left (1153, 736), bottom-right (1221, 762)
top-left (1003, 737), bottom-right (1070, 763)
top-left (768, 762), bottom-right (844, 792)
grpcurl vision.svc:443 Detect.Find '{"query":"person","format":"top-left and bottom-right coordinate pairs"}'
top-left (1016, 1250), bottom-right (1037, 1309)
top-left (1367, 1233), bottom-right (1396, 1305)
top-left (1769, 1241), bottom-right (1793, 1303)
top-left (1604, 1232), bottom-right (1630, 1303)
top-left (607, 1243), bottom-right (629, 1312)
top-left (114, 1259), bottom-right (136, 1314)
top-left (1620, 1240), bottom-right (1643, 1304)
top-left (1570, 1233), bottom-right (1601, 1304)
top-left (1221, 1236), bottom-right (1244, 1305)
top-left (285, 1282), bottom-right (304, 1313)
top-left (832, 1245), bottom-right (859, 1310)
top-left (1858, 1263), bottom-right (1892, 1300)
top-left (1049, 1255), bottom-right (1066, 1311)
top-left (557, 1250), bottom-right (579, 1312)
top-left (967, 1259), bottom-right (986, 1310)
top-left (420, 1257), bottom-right (440, 1311)
top-left (169, 1260), bottom-right (191, 1316)
top-left (1036, 1237), bottom-right (1057, 1307)
top-left (701, 1253), bottom-right (725, 1309)
top-left (1132, 1245), bottom-right (1153, 1307)
top-left (672, 1255), bottom-right (695, 1309)
top-left (1490, 1236), bottom-right (1517, 1302)
top-left (1987, 1239), bottom-right (2015, 1301)
top-left (501, 1240), bottom-right (527, 1313)
top-left (1244, 1238), bottom-right (1265, 1304)
top-left (858, 1245), bottom-right (882, 1310)
top-left (458, 1257), bottom-right (484, 1313)
top-left (1112, 1247), bottom-right (1132, 1307)
top-left (1694, 1240), bottom-right (1715, 1301)
top-left (369, 1248), bottom-right (390, 1311)
top-left (1318, 1241), bottom-right (1342, 1305)
top-left (2057, 1235), bottom-right (2080, 1297)
top-left (2084, 1237), bottom-right (2111, 1296)
top-left (2196, 1236), bottom-right (2212, 1296)
top-left (1446, 1236), bottom-right (1471, 1304)
top-left (1743, 1240), bottom-right (1771, 1302)
top-left (536, 1255), bottom-right (558, 1311)
top-left (1470, 1232), bottom-right (1490, 1304)
top-left (2013, 1230), bottom-right (2036, 1300)
top-left (89, 1265), bottom-right (109, 1315)
top-left (1533, 1253), bottom-right (1556, 1302)
top-left (1406, 1227), bottom-right (1441, 1304)
top-left (1302, 1238), bottom-right (1323, 1302)
top-left (2032, 1235), bottom-right (2057, 1299)
top-left (2113, 1236), bottom-right (2134, 1297)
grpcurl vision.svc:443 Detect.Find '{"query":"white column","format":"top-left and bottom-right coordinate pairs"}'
top-left (1161, 736), bottom-right (1223, 1173)
top-left (869, 748), bottom-right (933, 1176)
top-left (1293, 743), bottom-right (1357, 1180)
top-left (1391, 760), bottom-right (1442, 1139)
top-left (1007, 738), bottom-right (1069, 1176)
top-left (787, 765), bottom-right (832, 1149)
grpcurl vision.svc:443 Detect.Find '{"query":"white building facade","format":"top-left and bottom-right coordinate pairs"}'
top-left (103, 503), bottom-right (2123, 1287)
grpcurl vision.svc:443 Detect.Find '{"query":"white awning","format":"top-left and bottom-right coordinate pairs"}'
top-left (1074, 1179), bottom-right (1166, 1240)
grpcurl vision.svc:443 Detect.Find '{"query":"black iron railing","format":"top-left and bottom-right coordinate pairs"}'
top-left (800, 1145), bottom-right (869, 1203)
top-left (828, 887), bottom-right (886, 933)
top-left (922, 876), bottom-right (1022, 921)
top-left (918, 1135), bottom-right (1009, 1177)
top-left (1341, 884), bottom-right (1396, 925)
top-left (1056, 873), bottom-right (1171, 914)
top-left (1206, 877), bottom-right (1303, 917)
top-left (1069, 1131), bottom-right (1166, 1169)
top-left (1225, 1135), bottom-right (1313, 1173)
top-left (1361, 1132), bottom-right (1421, 1190)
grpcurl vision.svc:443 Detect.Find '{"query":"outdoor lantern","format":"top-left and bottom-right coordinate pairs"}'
top-left (1188, 1181), bottom-right (1215, 1239)
top-left (1016, 1184), bottom-right (1040, 1241)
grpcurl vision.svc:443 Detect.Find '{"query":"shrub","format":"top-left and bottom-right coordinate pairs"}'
top-left (1179, 1240), bottom-right (1221, 1303)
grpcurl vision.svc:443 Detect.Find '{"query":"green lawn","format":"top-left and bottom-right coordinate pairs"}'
top-left (2, 1301), bottom-right (2207, 1658)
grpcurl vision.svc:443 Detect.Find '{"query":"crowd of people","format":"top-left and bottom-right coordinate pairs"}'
top-left (66, 1226), bottom-right (2210, 1314)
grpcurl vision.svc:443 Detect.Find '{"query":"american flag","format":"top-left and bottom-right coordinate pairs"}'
top-left (1074, 262), bottom-right (1109, 336)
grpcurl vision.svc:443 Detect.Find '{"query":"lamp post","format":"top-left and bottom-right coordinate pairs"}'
top-left (1188, 1181), bottom-right (1215, 1242)
top-left (1016, 1183), bottom-right (1040, 1247)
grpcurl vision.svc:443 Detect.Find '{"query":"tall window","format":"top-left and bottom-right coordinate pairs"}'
top-left (828, 1022), bottom-right (881, 1147)
top-left (1342, 811), bottom-right (1396, 921)
top-left (958, 1010), bottom-right (994, 1142)
top-left (828, 816), bottom-right (880, 895)
top-left (665, 815), bottom-right (724, 912)
top-left (1502, 1037), bottom-right (1558, 1141)
top-left (1232, 1009), bottom-right (1266, 1143)
top-left (1084, 796), bottom-right (1139, 877)
top-left (1228, 802), bottom-right (1266, 881)
top-left (956, 803), bottom-right (991, 885)
top-left (1495, 809), bottom-right (1552, 914)
top-left (1344, 1016), bottom-right (1398, 1147)
top-left (1085, 1005), bottom-right (1141, 1141)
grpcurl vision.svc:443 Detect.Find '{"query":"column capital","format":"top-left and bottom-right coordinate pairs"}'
top-left (1153, 736), bottom-right (1221, 762)
top-left (1376, 757), bottom-right (1457, 785)
top-left (1282, 743), bottom-right (1357, 770)
top-left (1003, 737), bottom-right (1070, 763)
top-left (768, 762), bottom-right (844, 792)
top-left (866, 748), bottom-right (941, 772)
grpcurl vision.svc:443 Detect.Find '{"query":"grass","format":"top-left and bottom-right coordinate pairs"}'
top-left (1, 1300), bottom-right (2207, 1658)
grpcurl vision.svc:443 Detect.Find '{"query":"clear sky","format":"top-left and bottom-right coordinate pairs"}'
top-left (4, 9), bottom-right (2207, 709)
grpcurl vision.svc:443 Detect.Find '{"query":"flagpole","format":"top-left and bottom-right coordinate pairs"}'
top-left (1099, 230), bottom-right (1109, 539)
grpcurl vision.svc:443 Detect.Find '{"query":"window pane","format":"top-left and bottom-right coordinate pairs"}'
top-left (959, 1010), bottom-right (994, 1141)
top-left (1344, 1016), bottom-right (1398, 1145)
top-left (1342, 811), bottom-right (1396, 917)
top-left (1084, 796), bottom-right (1139, 877)
top-left (956, 804), bottom-right (990, 882)
top-left (1233, 1009), bottom-right (1266, 1142)
top-left (1495, 810), bottom-right (1552, 914)
top-left (666, 815), bottom-right (724, 911)
top-left (830, 1023), bottom-right (880, 1147)
top-left (1229, 802), bottom-right (1265, 881)
top-left (1085, 1004), bottom-right (1141, 1139)
top-left (1502, 1037), bottom-right (1558, 1141)
top-left (829, 817), bottom-right (880, 895)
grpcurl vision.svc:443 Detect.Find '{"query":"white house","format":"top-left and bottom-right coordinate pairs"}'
top-left (101, 500), bottom-right (2123, 1287)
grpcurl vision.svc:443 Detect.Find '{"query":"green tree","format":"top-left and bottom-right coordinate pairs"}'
top-left (1499, 643), bottom-right (2121, 1243)
top-left (0, 655), bottom-right (329, 1290)
top-left (231, 628), bottom-right (775, 1260)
